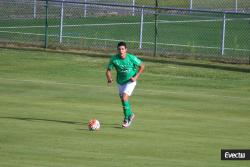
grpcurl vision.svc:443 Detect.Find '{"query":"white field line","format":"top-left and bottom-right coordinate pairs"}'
top-left (158, 17), bottom-right (250, 23)
top-left (1, 18), bottom-right (250, 52)
top-left (1, 29), bottom-right (250, 52)
top-left (0, 18), bottom-right (249, 29)
top-left (0, 77), bottom-right (249, 101)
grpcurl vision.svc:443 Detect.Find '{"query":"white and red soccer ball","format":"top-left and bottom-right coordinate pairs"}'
top-left (88, 119), bottom-right (100, 131)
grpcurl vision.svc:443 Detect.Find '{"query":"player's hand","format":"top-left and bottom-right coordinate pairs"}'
top-left (107, 79), bottom-right (113, 86)
top-left (130, 76), bottom-right (137, 82)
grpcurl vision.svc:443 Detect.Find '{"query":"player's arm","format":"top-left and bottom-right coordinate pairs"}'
top-left (106, 57), bottom-right (114, 85)
top-left (130, 63), bottom-right (144, 82)
top-left (106, 69), bottom-right (113, 84)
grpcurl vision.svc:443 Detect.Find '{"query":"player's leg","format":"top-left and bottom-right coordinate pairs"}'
top-left (118, 81), bottom-right (136, 128)
top-left (120, 93), bottom-right (131, 120)
top-left (120, 93), bottom-right (132, 128)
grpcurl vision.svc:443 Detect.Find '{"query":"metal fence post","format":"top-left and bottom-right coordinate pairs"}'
top-left (235, 0), bottom-right (238, 12)
top-left (139, 6), bottom-right (144, 49)
top-left (33, 0), bottom-right (37, 19)
top-left (189, 0), bottom-right (193, 10)
top-left (44, 0), bottom-right (48, 48)
top-left (221, 13), bottom-right (226, 56)
top-left (84, 0), bottom-right (87, 18)
top-left (132, 0), bottom-right (135, 16)
top-left (59, 0), bottom-right (64, 43)
top-left (154, 0), bottom-right (158, 57)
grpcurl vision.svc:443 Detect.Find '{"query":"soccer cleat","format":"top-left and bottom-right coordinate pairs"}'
top-left (122, 113), bottom-right (135, 128)
top-left (128, 113), bottom-right (135, 126)
top-left (122, 119), bottom-right (129, 128)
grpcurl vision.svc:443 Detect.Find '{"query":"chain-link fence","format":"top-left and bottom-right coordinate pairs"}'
top-left (136, 0), bottom-right (250, 13)
top-left (0, 0), bottom-right (250, 62)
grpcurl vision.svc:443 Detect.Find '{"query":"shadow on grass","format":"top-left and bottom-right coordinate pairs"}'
top-left (142, 57), bottom-right (250, 73)
top-left (0, 116), bottom-right (123, 129)
top-left (94, 122), bottom-right (122, 129)
top-left (80, 52), bottom-right (250, 73)
top-left (69, 50), bottom-right (250, 73)
top-left (0, 116), bottom-right (82, 125)
top-left (3, 46), bottom-right (249, 73)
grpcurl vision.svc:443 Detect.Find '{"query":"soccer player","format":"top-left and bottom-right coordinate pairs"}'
top-left (106, 42), bottom-right (144, 128)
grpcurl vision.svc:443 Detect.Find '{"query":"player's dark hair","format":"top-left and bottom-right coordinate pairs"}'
top-left (117, 42), bottom-right (127, 49)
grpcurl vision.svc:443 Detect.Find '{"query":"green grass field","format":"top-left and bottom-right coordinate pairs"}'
top-left (0, 48), bottom-right (250, 167)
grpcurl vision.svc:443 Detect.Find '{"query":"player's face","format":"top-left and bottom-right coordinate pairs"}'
top-left (117, 46), bottom-right (127, 59)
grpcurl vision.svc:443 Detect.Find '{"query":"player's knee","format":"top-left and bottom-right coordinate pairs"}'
top-left (121, 94), bottom-right (128, 101)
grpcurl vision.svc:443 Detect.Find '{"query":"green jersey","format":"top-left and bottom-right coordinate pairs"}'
top-left (107, 53), bottom-right (142, 85)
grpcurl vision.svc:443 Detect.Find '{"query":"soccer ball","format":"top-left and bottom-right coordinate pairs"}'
top-left (88, 119), bottom-right (100, 131)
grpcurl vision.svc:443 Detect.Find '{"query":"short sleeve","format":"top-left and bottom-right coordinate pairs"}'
top-left (131, 55), bottom-right (142, 66)
top-left (107, 57), bottom-right (114, 70)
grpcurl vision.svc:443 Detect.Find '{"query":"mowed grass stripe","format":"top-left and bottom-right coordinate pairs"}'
top-left (0, 77), bottom-right (249, 102)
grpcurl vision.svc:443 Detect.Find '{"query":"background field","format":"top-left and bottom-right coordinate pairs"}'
top-left (1, 13), bottom-right (250, 57)
top-left (0, 0), bottom-right (250, 59)
top-left (136, 0), bottom-right (250, 10)
top-left (0, 48), bottom-right (250, 167)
